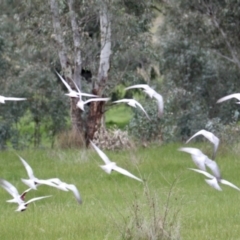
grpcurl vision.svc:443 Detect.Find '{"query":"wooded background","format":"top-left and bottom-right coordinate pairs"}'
top-left (0, 0), bottom-right (239, 149)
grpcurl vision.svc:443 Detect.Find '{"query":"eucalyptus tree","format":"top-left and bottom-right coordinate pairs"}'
top-left (49, 0), bottom-right (156, 146)
top-left (0, 0), bottom-right (156, 147)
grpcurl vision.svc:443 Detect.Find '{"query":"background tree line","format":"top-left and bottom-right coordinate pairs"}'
top-left (157, 0), bottom-right (240, 140)
top-left (0, 0), bottom-right (239, 149)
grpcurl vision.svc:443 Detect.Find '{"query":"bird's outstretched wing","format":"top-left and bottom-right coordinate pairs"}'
top-left (134, 100), bottom-right (151, 120)
top-left (112, 165), bottom-right (142, 182)
top-left (188, 168), bottom-right (215, 178)
top-left (220, 179), bottom-right (240, 191)
top-left (4, 97), bottom-right (27, 101)
top-left (18, 155), bottom-right (35, 180)
top-left (90, 141), bottom-right (111, 164)
top-left (25, 195), bottom-right (52, 205)
top-left (153, 93), bottom-right (164, 118)
top-left (84, 98), bottom-right (110, 104)
top-left (66, 184), bottom-right (82, 204)
top-left (204, 158), bottom-right (221, 179)
top-left (178, 147), bottom-right (204, 156)
top-left (186, 130), bottom-right (219, 146)
top-left (0, 179), bottom-right (20, 199)
top-left (186, 129), bottom-right (219, 159)
top-left (217, 93), bottom-right (240, 103)
top-left (55, 71), bottom-right (73, 92)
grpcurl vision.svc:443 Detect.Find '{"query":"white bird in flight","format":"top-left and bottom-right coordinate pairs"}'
top-left (0, 95), bottom-right (27, 104)
top-left (178, 147), bottom-right (221, 179)
top-left (188, 168), bottom-right (240, 192)
top-left (55, 71), bottom-right (97, 98)
top-left (16, 195), bottom-right (52, 212)
top-left (186, 129), bottom-right (220, 160)
top-left (0, 178), bottom-right (51, 212)
top-left (217, 93), bottom-right (240, 104)
top-left (77, 98), bottom-right (110, 111)
top-left (125, 84), bottom-right (164, 118)
top-left (18, 155), bottom-right (68, 190)
top-left (0, 178), bottom-right (31, 204)
top-left (90, 141), bottom-right (143, 182)
top-left (113, 98), bottom-right (150, 120)
top-left (48, 178), bottom-right (82, 204)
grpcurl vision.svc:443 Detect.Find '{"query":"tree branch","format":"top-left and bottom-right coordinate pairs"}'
top-left (213, 50), bottom-right (237, 64)
top-left (200, 1), bottom-right (240, 69)
top-left (211, 16), bottom-right (240, 69)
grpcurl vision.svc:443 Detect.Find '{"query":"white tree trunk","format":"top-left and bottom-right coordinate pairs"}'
top-left (67, 0), bottom-right (82, 89)
top-left (97, 2), bottom-right (111, 90)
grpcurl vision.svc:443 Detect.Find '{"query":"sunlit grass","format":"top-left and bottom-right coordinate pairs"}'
top-left (0, 143), bottom-right (240, 239)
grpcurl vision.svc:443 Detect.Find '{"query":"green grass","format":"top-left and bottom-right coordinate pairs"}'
top-left (0, 143), bottom-right (240, 239)
top-left (105, 104), bottom-right (133, 129)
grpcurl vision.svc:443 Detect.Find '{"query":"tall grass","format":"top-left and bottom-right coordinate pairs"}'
top-left (117, 180), bottom-right (181, 240)
top-left (0, 143), bottom-right (240, 239)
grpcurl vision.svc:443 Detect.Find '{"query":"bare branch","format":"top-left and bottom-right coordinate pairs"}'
top-left (211, 17), bottom-right (240, 69)
top-left (200, 1), bottom-right (240, 69)
top-left (213, 50), bottom-right (237, 64)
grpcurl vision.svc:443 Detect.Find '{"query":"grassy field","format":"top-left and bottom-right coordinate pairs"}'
top-left (0, 143), bottom-right (240, 239)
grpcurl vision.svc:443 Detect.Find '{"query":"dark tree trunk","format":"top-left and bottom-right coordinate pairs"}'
top-left (85, 88), bottom-right (106, 146)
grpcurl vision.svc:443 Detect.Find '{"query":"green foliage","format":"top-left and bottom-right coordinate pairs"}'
top-left (0, 66), bottom-right (69, 149)
top-left (127, 87), bottom-right (183, 143)
top-left (128, 99), bottom-right (162, 142)
top-left (158, 0), bottom-right (240, 139)
top-left (0, 37), bottom-right (10, 77)
top-left (0, 119), bottom-right (13, 150)
top-left (17, 68), bottom-right (69, 148)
